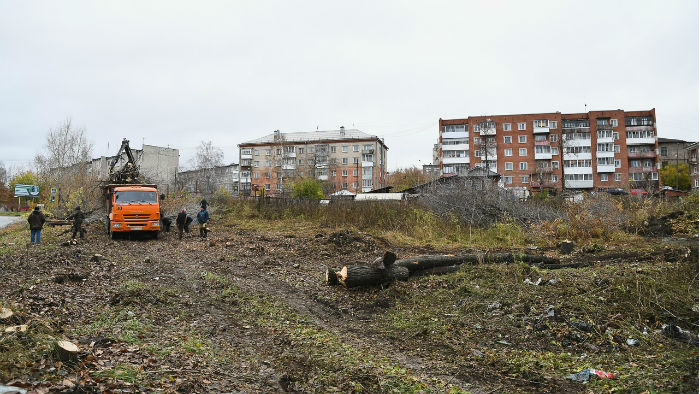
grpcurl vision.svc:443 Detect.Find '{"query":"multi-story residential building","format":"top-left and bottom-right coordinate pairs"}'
top-left (88, 144), bottom-right (180, 193)
top-left (238, 127), bottom-right (388, 196)
top-left (658, 138), bottom-right (696, 168)
top-left (439, 109), bottom-right (660, 193)
top-left (176, 163), bottom-right (239, 195)
top-left (687, 142), bottom-right (698, 190)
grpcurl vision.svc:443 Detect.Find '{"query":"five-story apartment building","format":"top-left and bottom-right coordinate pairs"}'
top-left (238, 127), bottom-right (388, 196)
top-left (439, 109), bottom-right (659, 193)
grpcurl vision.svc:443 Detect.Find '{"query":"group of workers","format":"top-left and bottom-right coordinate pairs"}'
top-left (26, 199), bottom-right (210, 245)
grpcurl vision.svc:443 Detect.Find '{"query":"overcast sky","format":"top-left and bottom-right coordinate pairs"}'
top-left (1, 0), bottom-right (698, 173)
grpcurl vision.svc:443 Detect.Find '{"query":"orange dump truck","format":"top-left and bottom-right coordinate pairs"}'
top-left (105, 184), bottom-right (161, 239)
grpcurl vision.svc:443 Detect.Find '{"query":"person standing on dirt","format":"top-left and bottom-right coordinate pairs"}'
top-left (67, 206), bottom-right (86, 240)
top-left (27, 206), bottom-right (46, 244)
top-left (176, 208), bottom-right (188, 240)
top-left (200, 198), bottom-right (208, 210)
top-left (196, 206), bottom-right (209, 238)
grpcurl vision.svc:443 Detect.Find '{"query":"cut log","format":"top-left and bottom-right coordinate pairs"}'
top-left (54, 340), bottom-right (79, 363)
top-left (411, 264), bottom-right (463, 277)
top-left (0, 307), bottom-right (13, 321)
top-left (337, 264), bottom-right (409, 288)
top-left (4, 324), bottom-right (28, 333)
top-left (394, 255), bottom-right (480, 273)
top-left (326, 267), bottom-right (339, 286)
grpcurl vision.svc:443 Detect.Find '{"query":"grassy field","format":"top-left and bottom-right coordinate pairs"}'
top-left (0, 195), bottom-right (697, 393)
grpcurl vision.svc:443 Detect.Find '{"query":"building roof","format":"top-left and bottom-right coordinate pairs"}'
top-left (240, 128), bottom-right (387, 148)
top-left (658, 137), bottom-right (695, 144)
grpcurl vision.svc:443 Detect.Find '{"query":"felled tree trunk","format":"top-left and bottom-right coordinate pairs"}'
top-left (334, 252), bottom-right (409, 288)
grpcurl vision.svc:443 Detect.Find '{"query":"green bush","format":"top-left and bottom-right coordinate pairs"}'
top-left (291, 178), bottom-right (325, 199)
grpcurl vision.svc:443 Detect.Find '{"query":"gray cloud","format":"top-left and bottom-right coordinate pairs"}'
top-left (0, 0), bottom-right (697, 172)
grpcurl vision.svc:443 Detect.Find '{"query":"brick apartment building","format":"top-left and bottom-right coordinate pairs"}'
top-left (439, 109), bottom-right (660, 194)
top-left (238, 127), bottom-right (388, 196)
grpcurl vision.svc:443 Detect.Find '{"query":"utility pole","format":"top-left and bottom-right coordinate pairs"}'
top-left (675, 151), bottom-right (679, 190)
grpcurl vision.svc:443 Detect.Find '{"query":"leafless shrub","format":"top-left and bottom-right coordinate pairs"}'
top-left (417, 182), bottom-right (564, 228)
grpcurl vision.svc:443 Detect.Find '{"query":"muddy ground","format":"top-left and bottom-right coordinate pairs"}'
top-left (0, 216), bottom-right (698, 393)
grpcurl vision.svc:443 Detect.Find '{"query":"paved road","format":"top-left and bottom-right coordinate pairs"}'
top-left (0, 216), bottom-right (23, 229)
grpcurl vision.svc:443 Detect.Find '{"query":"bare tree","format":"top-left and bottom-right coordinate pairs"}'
top-left (195, 140), bottom-right (224, 195)
top-left (34, 119), bottom-right (96, 212)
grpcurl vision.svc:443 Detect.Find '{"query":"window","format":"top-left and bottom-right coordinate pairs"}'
top-left (552, 161), bottom-right (559, 169)
top-left (552, 175), bottom-right (558, 182)
top-left (308, 147), bottom-right (314, 153)
top-left (342, 182), bottom-right (348, 188)
top-left (362, 167), bottom-right (371, 176)
top-left (503, 123), bottom-right (512, 131)
top-left (353, 157), bottom-right (359, 164)
top-left (253, 161), bottom-right (259, 168)
top-left (504, 176), bottom-right (513, 184)
top-left (518, 135), bottom-right (527, 143)
top-left (443, 124), bottom-right (468, 133)
top-left (521, 176), bottom-right (529, 183)
top-left (505, 162), bottom-right (513, 170)
top-left (264, 184), bottom-right (270, 190)
top-left (610, 119), bottom-right (618, 127)
top-left (298, 148), bottom-right (304, 154)
top-left (265, 149), bottom-right (271, 156)
top-left (353, 169), bottom-right (358, 176)
top-left (504, 148), bottom-right (513, 156)
top-left (520, 162), bottom-right (528, 170)
top-left (264, 172), bottom-right (271, 179)
top-left (615, 173), bottom-right (622, 181)
top-left (253, 172), bottom-right (259, 179)
top-left (353, 145), bottom-right (359, 152)
top-left (614, 145), bottom-right (620, 153)
top-left (550, 134), bottom-right (558, 142)
top-left (298, 159), bottom-right (304, 165)
top-left (518, 122), bottom-right (526, 130)
top-left (504, 136), bottom-right (512, 144)
top-left (519, 148), bottom-right (527, 156)
top-left (331, 170), bottom-right (337, 176)
top-left (331, 146), bottom-right (337, 153)
top-left (342, 170), bottom-right (348, 176)
top-left (660, 147), bottom-right (668, 156)
top-left (615, 159), bottom-right (621, 168)
top-left (342, 146), bottom-right (348, 153)
top-left (362, 179), bottom-right (373, 187)
top-left (363, 144), bottom-right (372, 151)
top-left (613, 132), bottom-right (619, 140)
top-left (473, 137), bottom-right (481, 145)
top-left (265, 161), bottom-right (271, 167)
top-left (601, 174), bottom-right (608, 182)
top-left (353, 182), bottom-right (358, 188)
top-left (551, 147), bottom-right (559, 155)
top-left (342, 158), bottom-right (348, 164)
top-left (276, 148), bottom-right (282, 155)
top-left (330, 158), bottom-right (337, 164)
top-left (253, 149), bottom-right (259, 156)
top-left (474, 150), bottom-right (481, 157)
top-left (549, 121), bottom-right (558, 129)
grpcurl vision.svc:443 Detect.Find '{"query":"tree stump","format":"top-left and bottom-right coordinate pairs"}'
top-left (54, 340), bottom-right (79, 363)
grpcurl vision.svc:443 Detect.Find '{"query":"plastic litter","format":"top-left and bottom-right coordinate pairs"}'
top-left (566, 368), bottom-right (615, 382)
top-left (523, 277), bottom-right (542, 286)
top-left (662, 324), bottom-right (699, 345)
top-left (0, 385), bottom-right (27, 394)
top-left (625, 338), bottom-right (638, 346)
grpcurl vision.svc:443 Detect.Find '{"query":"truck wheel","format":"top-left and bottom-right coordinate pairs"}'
top-left (153, 231), bottom-right (159, 240)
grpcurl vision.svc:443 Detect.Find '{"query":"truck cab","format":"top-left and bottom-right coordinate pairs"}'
top-left (106, 184), bottom-right (161, 239)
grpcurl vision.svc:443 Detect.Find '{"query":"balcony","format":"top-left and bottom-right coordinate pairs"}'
top-left (480, 127), bottom-right (497, 136)
top-left (443, 157), bottom-right (470, 164)
top-left (362, 187), bottom-right (372, 193)
top-left (317, 175), bottom-right (328, 181)
top-left (563, 152), bottom-right (592, 160)
top-left (531, 181), bottom-right (557, 188)
top-left (596, 151), bottom-right (615, 158)
top-left (442, 143), bottom-right (469, 151)
top-left (479, 153), bottom-right (497, 161)
top-left (565, 167), bottom-right (593, 175)
top-left (597, 136), bottom-right (614, 143)
top-left (597, 165), bottom-right (615, 173)
top-left (626, 136), bottom-right (656, 145)
top-left (282, 164), bottom-right (296, 170)
top-left (627, 151), bottom-right (656, 159)
top-left (241, 153), bottom-right (252, 160)
top-left (362, 161), bottom-right (374, 167)
top-left (565, 179), bottom-right (594, 189)
top-left (362, 148), bottom-right (374, 154)
top-left (283, 152), bottom-right (296, 158)
top-left (442, 131), bottom-right (469, 139)
top-left (534, 167), bottom-right (553, 174)
top-left (565, 138), bottom-right (592, 147)
top-left (629, 166), bottom-right (654, 173)
top-left (626, 125), bottom-right (654, 132)
top-left (533, 125), bottom-right (550, 134)
top-left (362, 173), bottom-right (373, 180)
top-left (239, 177), bottom-right (251, 183)
top-left (535, 152), bottom-right (553, 160)
top-left (534, 140), bottom-right (550, 146)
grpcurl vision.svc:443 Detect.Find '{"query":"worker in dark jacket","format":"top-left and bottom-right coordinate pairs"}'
top-left (27, 206), bottom-right (46, 244)
top-left (196, 207), bottom-right (210, 238)
top-left (176, 208), bottom-right (188, 240)
top-left (67, 206), bottom-right (86, 240)
top-left (200, 199), bottom-right (208, 210)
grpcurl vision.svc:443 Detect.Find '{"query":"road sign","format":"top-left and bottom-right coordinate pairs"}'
top-left (14, 184), bottom-right (40, 198)
top-left (50, 187), bottom-right (57, 194)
